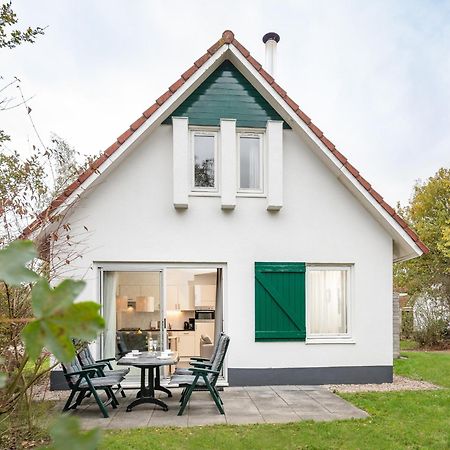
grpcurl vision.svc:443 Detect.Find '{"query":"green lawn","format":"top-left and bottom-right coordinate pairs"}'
top-left (101, 351), bottom-right (450, 450)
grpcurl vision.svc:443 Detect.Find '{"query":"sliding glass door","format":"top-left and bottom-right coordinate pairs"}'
top-left (100, 269), bottom-right (165, 359)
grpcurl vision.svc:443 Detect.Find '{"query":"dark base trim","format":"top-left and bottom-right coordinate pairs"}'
top-left (50, 370), bottom-right (67, 390)
top-left (228, 366), bottom-right (393, 386)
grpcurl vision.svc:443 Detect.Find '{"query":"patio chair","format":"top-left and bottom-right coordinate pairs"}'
top-left (76, 342), bottom-right (129, 398)
top-left (173, 332), bottom-right (225, 376)
top-left (61, 357), bottom-right (124, 418)
top-left (170, 334), bottom-right (230, 416)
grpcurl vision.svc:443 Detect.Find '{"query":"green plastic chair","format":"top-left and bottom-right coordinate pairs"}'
top-left (171, 334), bottom-right (230, 415)
top-left (61, 357), bottom-right (124, 418)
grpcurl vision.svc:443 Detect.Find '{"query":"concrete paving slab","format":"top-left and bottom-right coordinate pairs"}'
top-left (65, 385), bottom-right (368, 429)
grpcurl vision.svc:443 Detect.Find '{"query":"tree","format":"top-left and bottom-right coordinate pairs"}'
top-left (394, 168), bottom-right (450, 305)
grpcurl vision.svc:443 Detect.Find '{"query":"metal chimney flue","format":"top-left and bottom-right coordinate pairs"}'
top-left (262, 32), bottom-right (280, 78)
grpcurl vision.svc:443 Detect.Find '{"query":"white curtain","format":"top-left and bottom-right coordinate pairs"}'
top-left (214, 268), bottom-right (223, 344)
top-left (308, 270), bottom-right (347, 335)
top-left (103, 271), bottom-right (117, 358)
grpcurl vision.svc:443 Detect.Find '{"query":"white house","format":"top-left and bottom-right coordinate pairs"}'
top-left (25, 30), bottom-right (428, 388)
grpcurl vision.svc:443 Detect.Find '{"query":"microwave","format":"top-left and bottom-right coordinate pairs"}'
top-left (195, 310), bottom-right (215, 320)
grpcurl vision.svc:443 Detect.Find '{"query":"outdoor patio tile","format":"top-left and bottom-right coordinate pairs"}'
top-left (261, 411), bottom-right (300, 423)
top-left (223, 386), bottom-right (246, 392)
top-left (225, 413), bottom-right (264, 425)
top-left (188, 405), bottom-right (223, 417)
top-left (188, 414), bottom-right (227, 426)
top-left (252, 398), bottom-right (290, 411)
top-left (108, 410), bottom-right (153, 429)
top-left (221, 389), bottom-right (250, 399)
top-left (149, 414), bottom-right (188, 427)
top-left (222, 398), bottom-right (259, 413)
top-left (270, 385), bottom-right (300, 391)
top-left (247, 390), bottom-right (280, 399)
top-left (298, 385), bottom-right (326, 391)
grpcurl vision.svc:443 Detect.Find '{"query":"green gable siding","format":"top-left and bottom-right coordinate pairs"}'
top-left (163, 60), bottom-right (288, 128)
top-left (255, 262), bottom-right (306, 341)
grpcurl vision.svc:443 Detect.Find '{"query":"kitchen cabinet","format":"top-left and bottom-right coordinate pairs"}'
top-left (171, 331), bottom-right (195, 357)
top-left (167, 285), bottom-right (194, 311)
top-left (194, 285), bottom-right (216, 308)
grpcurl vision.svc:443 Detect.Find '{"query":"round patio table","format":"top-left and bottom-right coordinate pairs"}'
top-left (118, 351), bottom-right (179, 412)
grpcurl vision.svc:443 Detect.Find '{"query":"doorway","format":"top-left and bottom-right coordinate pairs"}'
top-left (99, 264), bottom-right (224, 385)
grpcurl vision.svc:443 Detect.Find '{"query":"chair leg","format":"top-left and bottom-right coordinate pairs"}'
top-left (179, 387), bottom-right (187, 403)
top-left (205, 377), bottom-right (224, 414)
top-left (178, 375), bottom-right (199, 416)
top-left (109, 387), bottom-right (119, 408)
top-left (62, 389), bottom-right (77, 412)
top-left (90, 386), bottom-right (109, 418)
top-left (118, 383), bottom-right (126, 398)
top-left (75, 390), bottom-right (87, 406)
top-left (212, 385), bottom-right (223, 405)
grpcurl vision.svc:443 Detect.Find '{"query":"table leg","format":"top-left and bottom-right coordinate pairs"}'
top-left (155, 366), bottom-right (172, 397)
top-left (126, 366), bottom-right (168, 412)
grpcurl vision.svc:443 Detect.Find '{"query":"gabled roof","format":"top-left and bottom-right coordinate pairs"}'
top-left (22, 30), bottom-right (428, 259)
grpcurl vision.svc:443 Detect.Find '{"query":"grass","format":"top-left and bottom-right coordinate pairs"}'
top-left (395, 350), bottom-right (450, 387)
top-left (100, 351), bottom-right (450, 450)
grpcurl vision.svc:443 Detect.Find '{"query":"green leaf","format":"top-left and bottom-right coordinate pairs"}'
top-left (44, 416), bottom-right (101, 450)
top-left (22, 320), bottom-right (46, 360)
top-left (22, 301), bottom-right (104, 362)
top-left (0, 240), bottom-right (39, 286)
top-left (54, 302), bottom-right (105, 341)
top-left (32, 278), bottom-right (86, 319)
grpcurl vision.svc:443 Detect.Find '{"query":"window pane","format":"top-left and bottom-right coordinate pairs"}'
top-left (194, 135), bottom-right (215, 188)
top-left (308, 269), bottom-right (348, 334)
top-left (239, 136), bottom-right (261, 190)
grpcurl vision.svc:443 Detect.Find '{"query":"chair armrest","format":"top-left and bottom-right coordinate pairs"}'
top-left (96, 357), bottom-right (116, 363)
top-left (82, 363), bottom-right (106, 376)
top-left (188, 367), bottom-right (219, 375)
top-left (65, 369), bottom-right (98, 378)
top-left (191, 362), bottom-right (212, 368)
top-left (190, 357), bottom-right (209, 362)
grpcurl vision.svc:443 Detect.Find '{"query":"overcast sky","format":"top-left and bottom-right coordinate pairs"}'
top-left (2, 0), bottom-right (449, 206)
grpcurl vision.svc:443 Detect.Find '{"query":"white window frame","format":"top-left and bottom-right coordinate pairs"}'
top-left (237, 130), bottom-right (265, 195)
top-left (305, 264), bottom-right (354, 344)
top-left (190, 128), bottom-right (219, 194)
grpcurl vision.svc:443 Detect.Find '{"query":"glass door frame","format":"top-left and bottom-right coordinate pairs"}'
top-left (96, 261), bottom-right (227, 382)
top-left (97, 264), bottom-right (166, 358)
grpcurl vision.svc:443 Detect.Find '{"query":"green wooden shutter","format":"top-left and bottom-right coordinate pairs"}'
top-left (255, 262), bottom-right (306, 341)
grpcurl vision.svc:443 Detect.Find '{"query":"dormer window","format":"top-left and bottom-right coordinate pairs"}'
top-left (238, 133), bottom-right (263, 193)
top-left (192, 131), bottom-right (218, 191)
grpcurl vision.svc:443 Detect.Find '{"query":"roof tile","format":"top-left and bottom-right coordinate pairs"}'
top-left (344, 162), bottom-right (360, 178)
top-left (247, 55), bottom-right (262, 71)
top-left (104, 142), bottom-right (121, 157)
top-left (308, 123), bottom-right (323, 138)
top-left (271, 82), bottom-right (286, 98)
top-left (356, 175), bottom-right (371, 191)
top-left (380, 201), bottom-right (395, 216)
top-left (231, 39), bottom-right (250, 58)
top-left (208, 38), bottom-right (225, 55)
top-left (331, 148), bottom-right (348, 164)
top-left (117, 129), bottom-right (134, 144)
top-left (143, 103), bottom-right (159, 118)
top-left (156, 90), bottom-right (172, 106)
top-left (169, 77), bottom-right (185, 93)
top-left (320, 136), bottom-right (335, 151)
top-left (194, 52), bottom-right (211, 68)
top-left (296, 109), bottom-right (311, 124)
top-left (222, 30), bottom-right (234, 43)
top-left (259, 68), bottom-right (274, 85)
top-left (369, 188), bottom-right (383, 204)
top-left (130, 116), bottom-right (147, 131)
top-left (181, 64), bottom-right (198, 80)
top-left (284, 95), bottom-right (299, 112)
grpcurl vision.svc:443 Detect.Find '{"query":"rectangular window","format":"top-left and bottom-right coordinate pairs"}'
top-left (307, 266), bottom-right (350, 337)
top-left (238, 134), bottom-right (263, 192)
top-left (192, 132), bottom-right (217, 190)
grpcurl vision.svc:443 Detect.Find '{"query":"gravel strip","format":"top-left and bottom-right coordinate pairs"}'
top-left (325, 375), bottom-right (440, 393)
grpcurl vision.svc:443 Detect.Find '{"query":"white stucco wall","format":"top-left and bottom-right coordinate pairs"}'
top-left (59, 124), bottom-right (393, 372)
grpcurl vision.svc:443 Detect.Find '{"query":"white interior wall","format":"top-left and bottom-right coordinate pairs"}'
top-left (57, 124), bottom-right (393, 369)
